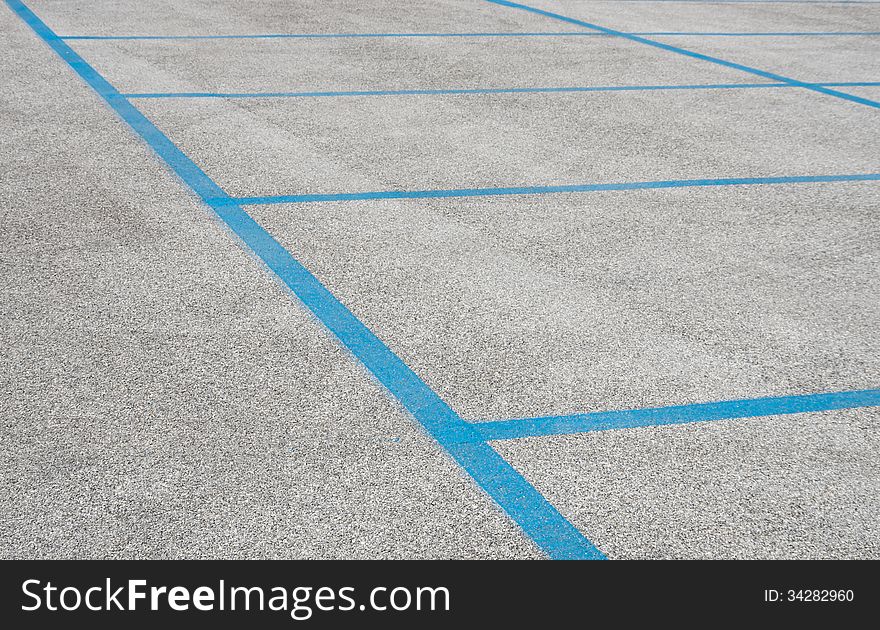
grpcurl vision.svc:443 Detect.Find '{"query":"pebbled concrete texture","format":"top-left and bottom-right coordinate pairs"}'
top-left (131, 87), bottom-right (880, 197)
top-left (492, 407), bottom-right (880, 559)
top-left (246, 183), bottom-right (880, 421)
top-left (839, 85), bottom-right (880, 100)
top-left (525, 0), bottom-right (880, 33)
top-left (650, 35), bottom-right (880, 83)
top-left (69, 34), bottom-right (772, 95)
top-left (26, 0), bottom-right (586, 36)
top-left (0, 2), bottom-right (539, 559)
top-left (4, 0), bottom-right (879, 560)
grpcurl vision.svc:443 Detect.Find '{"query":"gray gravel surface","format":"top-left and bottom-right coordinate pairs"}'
top-left (1, 1), bottom-right (539, 559)
top-left (3, 0), bottom-right (878, 558)
top-left (493, 407), bottom-right (880, 559)
top-left (247, 184), bottom-right (879, 421)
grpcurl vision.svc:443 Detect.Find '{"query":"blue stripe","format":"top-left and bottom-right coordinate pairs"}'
top-left (60, 31), bottom-right (605, 40)
top-left (594, 1), bottom-right (880, 3)
top-left (4, 0), bottom-right (604, 560)
top-left (484, 0), bottom-right (880, 110)
top-left (474, 390), bottom-right (880, 441)
top-left (124, 83), bottom-right (779, 98)
top-left (123, 81), bottom-right (880, 99)
top-left (58, 30), bottom-right (880, 41)
top-left (227, 174), bottom-right (880, 206)
top-left (643, 31), bottom-right (880, 36)
top-left (602, 1), bottom-right (880, 3)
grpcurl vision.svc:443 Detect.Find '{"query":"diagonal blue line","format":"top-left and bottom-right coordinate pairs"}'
top-left (484, 0), bottom-right (880, 109)
top-left (474, 390), bottom-right (880, 441)
top-left (225, 174), bottom-right (880, 206)
top-left (3, 0), bottom-right (604, 560)
top-left (122, 81), bottom-right (880, 99)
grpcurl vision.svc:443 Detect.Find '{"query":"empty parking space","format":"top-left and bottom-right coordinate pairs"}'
top-left (493, 406), bottom-right (880, 558)
top-left (1, 1), bottom-right (540, 559)
top-left (246, 184), bottom-right (879, 420)
top-left (29, 0), bottom-right (584, 36)
top-left (524, 0), bottom-right (880, 33)
top-left (649, 35), bottom-right (880, 82)
top-left (68, 35), bottom-right (773, 95)
top-left (132, 88), bottom-right (878, 197)
top-left (4, 0), bottom-right (878, 560)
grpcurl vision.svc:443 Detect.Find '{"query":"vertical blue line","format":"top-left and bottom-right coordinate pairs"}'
top-left (3, 0), bottom-right (604, 559)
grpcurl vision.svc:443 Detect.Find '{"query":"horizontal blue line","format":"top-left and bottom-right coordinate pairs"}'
top-left (473, 390), bottom-right (880, 442)
top-left (646, 31), bottom-right (880, 36)
top-left (4, 0), bottom-right (605, 560)
top-left (60, 31), bottom-right (603, 40)
top-left (59, 30), bottom-right (880, 40)
top-left (486, 0), bottom-right (880, 109)
top-left (224, 174), bottom-right (880, 206)
top-left (604, 1), bottom-right (880, 3)
top-left (593, 1), bottom-right (880, 3)
top-left (122, 81), bottom-right (880, 99)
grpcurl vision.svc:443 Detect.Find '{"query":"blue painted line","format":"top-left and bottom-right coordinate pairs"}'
top-left (3, 0), bottom-right (604, 560)
top-left (604, 1), bottom-right (880, 3)
top-left (225, 174), bottom-right (880, 206)
top-left (642, 32), bottom-right (880, 36)
top-left (122, 81), bottom-right (880, 99)
top-left (474, 390), bottom-right (880, 442)
top-left (484, 0), bottom-right (880, 110)
top-left (595, 1), bottom-right (880, 3)
top-left (123, 83), bottom-right (778, 98)
top-left (60, 31), bottom-right (607, 40)
top-left (58, 30), bottom-right (880, 41)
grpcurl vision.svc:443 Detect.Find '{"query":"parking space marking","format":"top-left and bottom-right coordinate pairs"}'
top-left (474, 390), bottom-right (880, 441)
top-left (57, 32), bottom-right (880, 40)
top-left (485, 0), bottom-right (880, 109)
top-left (8, 0), bottom-right (877, 559)
top-left (120, 82), bottom-right (880, 99)
top-left (601, 1), bottom-right (880, 4)
top-left (222, 174), bottom-right (880, 205)
top-left (5, 0), bottom-right (606, 560)
top-left (635, 31), bottom-right (880, 35)
top-left (60, 31), bottom-right (609, 40)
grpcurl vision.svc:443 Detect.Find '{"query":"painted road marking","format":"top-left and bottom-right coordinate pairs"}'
top-left (474, 390), bottom-right (880, 442)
